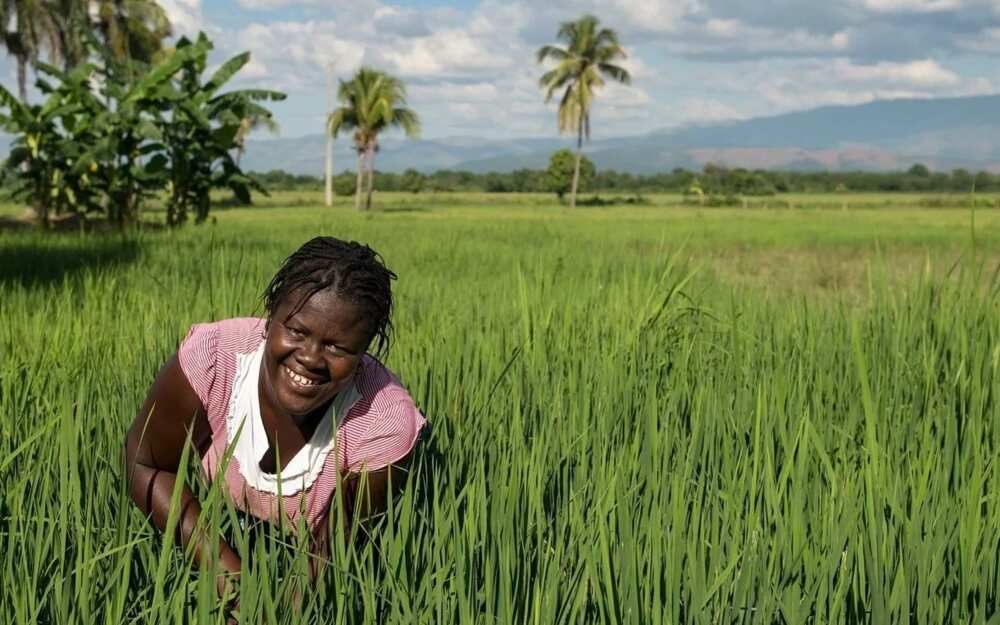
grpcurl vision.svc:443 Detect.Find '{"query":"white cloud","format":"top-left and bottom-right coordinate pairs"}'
top-left (958, 26), bottom-right (1000, 51)
top-left (831, 58), bottom-right (961, 86)
top-left (241, 56), bottom-right (270, 78)
top-left (154, 0), bottom-right (1000, 139)
top-left (236, 0), bottom-right (323, 8)
top-left (682, 19), bottom-right (853, 55)
top-left (678, 98), bottom-right (743, 122)
top-left (235, 21), bottom-right (364, 89)
top-left (605, 0), bottom-right (701, 32)
top-left (602, 82), bottom-right (651, 108)
top-left (159, 0), bottom-right (205, 35)
top-left (377, 28), bottom-right (515, 77)
top-left (619, 48), bottom-right (652, 80)
top-left (445, 102), bottom-right (479, 119)
top-left (410, 82), bottom-right (500, 102)
top-left (858, 0), bottom-right (962, 11)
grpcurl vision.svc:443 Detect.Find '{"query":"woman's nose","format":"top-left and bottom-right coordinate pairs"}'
top-left (296, 340), bottom-right (324, 369)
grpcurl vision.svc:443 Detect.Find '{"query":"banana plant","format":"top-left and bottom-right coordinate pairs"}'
top-left (153, 33), bottom-right (285, 225)
top-left (0, 30), bottom-right (285, 229)
top-left (0, 62), bottom-right (106, 227)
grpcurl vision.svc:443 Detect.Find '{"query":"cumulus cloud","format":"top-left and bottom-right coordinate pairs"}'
top-left (376, 29), bottom-right (516, 77)
top-left (680, 18), bottom-right (853, 57)
top-left (678, 98), bottom-right (744, 123)
top-left (159, 0), bottom-right (206, 35)
top-left (831, 58), bottom-right (961, 86)
top-left (858, 0), bottom-right (962, 11)
top-left (159, 0), bottom-right (1000, 138)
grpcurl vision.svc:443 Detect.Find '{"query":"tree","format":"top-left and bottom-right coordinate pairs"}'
top-left (327, 66), bottom-right (420, 211)
top-left (0, 62), bottom-right (106, 225)
top-left (93, 0), bottom-right (171, 64)
top-left (154, 34), bottom-right (285, 225)
top-left (537, 14), bottom-right (629, 209)
top-left (401, 167), bottom-right (424, 193)
top-left (332, 173), bottom-right (355, 196)
top-left (0, 0), bottom-right (60, 101)
top-left (545, 148), bottom-right (593, 201)
top-left (0, 31), bottom-right (284, 229)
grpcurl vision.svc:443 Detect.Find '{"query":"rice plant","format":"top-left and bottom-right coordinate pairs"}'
top-left (0, 205), bottom-right (997, 624)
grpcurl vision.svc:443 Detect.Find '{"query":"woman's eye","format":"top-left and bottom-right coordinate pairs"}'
top-left (286, 326), bottom-right (305, 337)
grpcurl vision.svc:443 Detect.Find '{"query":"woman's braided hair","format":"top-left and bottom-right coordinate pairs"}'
top-left (262, 237), bottom-right (397, 357)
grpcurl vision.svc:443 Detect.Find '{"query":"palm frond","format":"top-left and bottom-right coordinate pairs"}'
top-left (327, 107), bottom-right (356, 138)
top-left (536, 44), bottom-right (569, 64)
top-left (594, 28), bottom-right (623, 49)
top-left (557, 85), bottom-right (581, 135)
top-left (391, 107), bottom-right (420, 137)
top-left (598, 63), bottom-right (631, 85)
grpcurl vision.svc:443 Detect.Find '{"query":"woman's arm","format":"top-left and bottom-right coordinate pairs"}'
top-left (308, 458), bottom-right (412, 579)
top-left (123, 354), bottom-right (242, 595)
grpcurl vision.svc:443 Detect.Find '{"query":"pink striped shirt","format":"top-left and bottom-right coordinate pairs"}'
top-left (177, 317), bottom-right (426, 531)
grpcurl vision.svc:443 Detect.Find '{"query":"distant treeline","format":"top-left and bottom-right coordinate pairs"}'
top-left (253, 163), bottom-right (1000, 195)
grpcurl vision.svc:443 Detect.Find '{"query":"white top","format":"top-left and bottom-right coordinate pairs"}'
top-left (225, 343), bottom-right (361, 495)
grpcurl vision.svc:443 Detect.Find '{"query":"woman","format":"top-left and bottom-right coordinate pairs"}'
top-left (124, 236), bottom-right (426, 605)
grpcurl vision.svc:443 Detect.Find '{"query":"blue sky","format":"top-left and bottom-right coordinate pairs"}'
top-left (6, 0), bottom-right (1000, 140)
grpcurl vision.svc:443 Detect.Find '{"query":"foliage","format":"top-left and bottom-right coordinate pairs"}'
top-left (0, 62), bottom-right (107, 224)
top-left (332, 173), bottom-right (356, 196)
top-left (0, 32), bottom-right (284, 228)
top-left (0, 0), bottom-right (61, 100)
top-left (327, 67), bottom-right (420, 211)
top-left (0, 1), bottom-right (173, 102)
top-left (0, 205), bottom-right (997, 623)
top-left (241, 164), bottom-right (1000, 196)
top-left (91, 0), bottom-right (172, 66)
top-left (537, 14), bottom-right (629, 208)
top-left (400, 168), bottom-right (424, 193)
top-left (545, 148), bottom-right (593, 200)
top-left (153, 34), bottom-right (285, 225)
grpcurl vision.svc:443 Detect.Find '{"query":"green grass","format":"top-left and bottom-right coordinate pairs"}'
top-left (1, 197), bottom-right (998, 624)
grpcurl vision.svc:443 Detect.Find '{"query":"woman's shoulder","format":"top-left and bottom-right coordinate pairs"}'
top-left (180, 317), bottom-right (266, 357)
top-left (354, 355), bottom-right (418, 411)
top-left (341, 356), bottom-right (426, 473)
top-left (177, 318), bottom-right (265, 409)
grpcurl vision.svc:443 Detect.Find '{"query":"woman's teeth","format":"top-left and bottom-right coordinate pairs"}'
top-left (285, 366), bottom-right (321, 387)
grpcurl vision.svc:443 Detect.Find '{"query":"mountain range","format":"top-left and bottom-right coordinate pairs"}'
top-left (2, 94), bottom-right (998, 175)
top-left (237, 94), bottom-right (1000, 175)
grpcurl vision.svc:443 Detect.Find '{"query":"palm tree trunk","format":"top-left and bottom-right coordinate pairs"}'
top-left (17, 56), bottom-right (27, 103)
top-left (355, 151), bottom-right (365, 211)
top-left (365, 142), bottom-right (375, 211)
top-left (570, 117), bottom-right (583, 209)
top-left (17, 56), bottom-right (30, 178)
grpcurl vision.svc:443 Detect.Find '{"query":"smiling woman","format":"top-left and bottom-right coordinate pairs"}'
top-left (123, 236), bottom-right (426, 611)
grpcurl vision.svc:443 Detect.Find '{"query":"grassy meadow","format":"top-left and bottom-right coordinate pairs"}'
top-left (1, 192), bottom-right (998, 624)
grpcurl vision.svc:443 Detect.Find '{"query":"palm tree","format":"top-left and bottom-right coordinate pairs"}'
top-left (537, 14), bottom-right (630, 209)
top-left (91, 0), bottom-right (171, 65)
top-left (0, 0), bottom-right (60, 101)
top-left (327, 67), bottom-right (419, 211)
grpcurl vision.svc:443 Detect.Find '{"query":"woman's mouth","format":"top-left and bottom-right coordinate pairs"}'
top-left (283, 365), bottom-right (327, 390)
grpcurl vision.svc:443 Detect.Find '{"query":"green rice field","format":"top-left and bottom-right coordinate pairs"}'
top-left (1, 194), bottom-right (998, 623)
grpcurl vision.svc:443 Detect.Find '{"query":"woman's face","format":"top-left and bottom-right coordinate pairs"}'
top-left (260, 289), bottom-right (372, 422)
